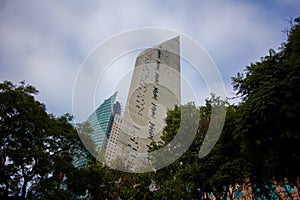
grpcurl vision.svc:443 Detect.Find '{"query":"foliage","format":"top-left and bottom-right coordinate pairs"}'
top-left (0, 81), bottom-right (84, 199)
top-left (148, 97), bottom-right (229, 199)
top-left (232, 16), bottom-right (300, 185)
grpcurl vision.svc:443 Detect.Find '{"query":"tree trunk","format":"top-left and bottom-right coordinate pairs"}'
top-left (21, 178), bottom-right (28, 200)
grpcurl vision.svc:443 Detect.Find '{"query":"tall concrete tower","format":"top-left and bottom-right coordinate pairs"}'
top-left (111, 37), bottom-right (181, 171)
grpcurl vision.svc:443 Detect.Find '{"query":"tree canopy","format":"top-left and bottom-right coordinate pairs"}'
top-left (0, 81), bottom-right (86, 199)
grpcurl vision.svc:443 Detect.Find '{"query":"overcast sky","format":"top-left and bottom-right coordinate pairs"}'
top-left (0, 0), bottom-right (299, 121)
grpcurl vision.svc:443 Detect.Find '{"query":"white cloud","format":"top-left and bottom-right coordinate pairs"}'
top-left (0, 0), bottom-right (298, 117)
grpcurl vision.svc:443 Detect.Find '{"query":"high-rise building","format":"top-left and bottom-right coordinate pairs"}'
top-left (114, 36), bottom-right (181, 171)
top-left (86, 92), bottom-right (118, 152)
top-left (101, 101), bottom-right (122, 150)
top-left (72, 93), bottom-right (119, 199)
top-left (73, 92), bottom-right (118, 168)
top-left (77, 37), bottom-right (181, 172)
top-left (104, 114), bottom-right (122, 166)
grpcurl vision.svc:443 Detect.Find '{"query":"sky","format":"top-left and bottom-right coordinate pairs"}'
top-left (0, 0), bottom-right (299, 122)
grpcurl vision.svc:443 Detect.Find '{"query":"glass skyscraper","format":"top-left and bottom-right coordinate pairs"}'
top-left (71, 93), bottom-right (118, 199)
top-left (86, 92), bottom-right (118, 152)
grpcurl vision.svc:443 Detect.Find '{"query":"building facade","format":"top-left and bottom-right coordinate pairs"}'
top-left (104, 114), bottom-right (122, 166)
top-left (86, 92), bottom-right (118, 154)
top-left (115, 36), bottom-right (181, 171)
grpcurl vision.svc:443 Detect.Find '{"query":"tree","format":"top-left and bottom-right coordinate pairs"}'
top-left (231, 16), bottom-right (300, 198)
top-left (148, 97), bottom-right (229, 199)
top-left (0, 81), bottom-right (84, 199)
